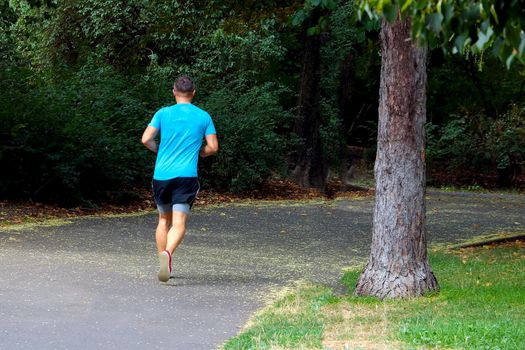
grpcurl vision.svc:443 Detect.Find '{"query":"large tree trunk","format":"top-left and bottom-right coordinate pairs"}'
top-left (354, 17), bottom-right (438, 299)
top-left (292, 10), bottom-right (327, 191)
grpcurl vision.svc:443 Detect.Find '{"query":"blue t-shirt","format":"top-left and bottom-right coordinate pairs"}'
top-left (148, 103), bottom-right (216, 180)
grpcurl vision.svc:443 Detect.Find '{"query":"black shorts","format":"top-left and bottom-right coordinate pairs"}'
top-left (152, 177), bottom-right (200, 213)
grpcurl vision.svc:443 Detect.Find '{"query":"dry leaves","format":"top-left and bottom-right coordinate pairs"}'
top-left (0, 179), bottom-right (371, 227)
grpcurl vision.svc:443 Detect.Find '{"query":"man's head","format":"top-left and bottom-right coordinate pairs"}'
top-left (173, 75), bottom-right (195, 100)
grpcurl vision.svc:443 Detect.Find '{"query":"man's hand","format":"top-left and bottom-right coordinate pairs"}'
top-left (199, 134), bottom-right (219, 157)
top-left (142, 126), bottom-right (159, 154)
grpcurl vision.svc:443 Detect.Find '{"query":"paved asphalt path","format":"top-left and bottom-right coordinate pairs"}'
top-left (1, 192), bottom-right (523, 349)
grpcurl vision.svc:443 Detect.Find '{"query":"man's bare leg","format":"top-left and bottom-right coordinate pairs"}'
top-left (166, 211), bottom-right (188, 255)
top-left (156, 210), bottom-right (187, 282)
top-left (156, 211), bottom-right (174, 282)
top-left (156, 212), bottom-right (172, 253)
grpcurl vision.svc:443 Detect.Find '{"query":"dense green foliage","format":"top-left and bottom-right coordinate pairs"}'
top-left (200, 82), bottom-right (294, 192)
top-left (426, 53), bottom-right (525, 187)
top-left (427, 105), bottom-right (525, 187)
top-left (0, 0), bottom-right (300, 204)
top-left (0, 65), bottom-right (151, 204)
top-left (359, 0), bottom-right (525, 67)
top-left (1, 0), bottom-right (524, 205)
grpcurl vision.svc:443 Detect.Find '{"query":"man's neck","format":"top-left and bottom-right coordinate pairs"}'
top-left (175, 97), bottom-right (193, 104)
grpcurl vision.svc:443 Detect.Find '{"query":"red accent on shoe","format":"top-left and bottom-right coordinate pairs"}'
top-left (164, 250), bottom-right (172, 273)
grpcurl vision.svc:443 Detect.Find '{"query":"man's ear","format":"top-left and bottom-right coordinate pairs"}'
top-left (192, 90), bottom-right (196, 97)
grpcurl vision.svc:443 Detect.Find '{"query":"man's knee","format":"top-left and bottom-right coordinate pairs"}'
top-left (158, 213), bottom-right (172, 226)
top-left (171, 212), bottom-right (187, 229)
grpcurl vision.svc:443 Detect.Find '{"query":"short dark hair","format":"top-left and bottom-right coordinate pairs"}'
top-left (174, 75), bottom-right (195, 93)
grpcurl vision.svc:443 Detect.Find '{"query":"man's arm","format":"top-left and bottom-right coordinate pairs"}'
top-left (199, 134), bottom-right (219, 157)
top-left (141, 126), bottom-right (159, 154)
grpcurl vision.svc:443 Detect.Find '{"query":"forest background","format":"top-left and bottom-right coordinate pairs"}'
top-left (1, 0), bottom-right (524, 207)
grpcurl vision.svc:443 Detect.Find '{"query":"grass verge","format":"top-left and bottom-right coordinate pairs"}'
top-left (223, 240), bottom-right (525, 350)
top-left (223, 283), bottom-right (338, 350)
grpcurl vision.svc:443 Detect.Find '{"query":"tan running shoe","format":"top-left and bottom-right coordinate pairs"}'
top-left (158, 250), bottom-right (171, 282)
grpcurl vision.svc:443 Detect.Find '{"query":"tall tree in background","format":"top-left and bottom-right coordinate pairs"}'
top-left (355, 0), bottom-right (525, 299)
top-left (291, 0), bottom-right (340, 191)
top-left (293, 7), bottom-right (328, 190)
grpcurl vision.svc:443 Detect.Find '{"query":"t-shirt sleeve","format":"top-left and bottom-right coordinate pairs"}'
top-left (148, 110), bottom-right (162, 129)
top-left (205, 114), bottom-right (217, 135)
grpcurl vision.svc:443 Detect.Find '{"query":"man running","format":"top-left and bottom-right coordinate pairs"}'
top-left (141, 75), bottom-right (218, 282)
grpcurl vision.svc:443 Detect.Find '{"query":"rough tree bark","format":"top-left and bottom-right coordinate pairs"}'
top-left (292, 10), bottom-right (328, 191)
top-left (354, 16), bottom-right (439, 299)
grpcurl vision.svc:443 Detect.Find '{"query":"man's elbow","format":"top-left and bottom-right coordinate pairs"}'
top-left (211, 144), bottom-right (219, 155)
top-left (141, 136), bottom-right (150, 146)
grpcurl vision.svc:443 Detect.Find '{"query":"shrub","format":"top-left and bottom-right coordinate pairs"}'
top-left (0, 65), bottom-right (152, 205)
top-left (426, 106), bottom-right (525, 187)
top-left (485, 105), bottom-right (525, 186)
top-left (199, 81), bottom-right (293, 192)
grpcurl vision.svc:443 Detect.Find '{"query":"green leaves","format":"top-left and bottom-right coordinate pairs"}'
top-left (291, 0), bottom-right (340, 34)
top-left (426, 12), bottom-right (443, 34)
top-left (201, 82), bottom-right (293, 192)
top-left (292, 9), bottom-right (309, 27)
top-left (519, 32), bottom-right (525, 56)
top-left (441, 2), bottom-right (454, 23)
top-left (382, 3), bottom-right (397, 23)
top-left (357, 0), bottom-right (525, 68)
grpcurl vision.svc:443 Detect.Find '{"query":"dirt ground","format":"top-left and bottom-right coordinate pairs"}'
top-left (0, 179), bottom-right (371, 226)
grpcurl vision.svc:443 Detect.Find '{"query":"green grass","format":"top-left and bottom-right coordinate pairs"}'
top-left (223, 284), bottom-right (338, 350)
top-left (224, 242), bottom-right (525, 349)
top-left (430, 184), bottom-right (524, 195)
top-left (392, 245), bottom-right (525, 349)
